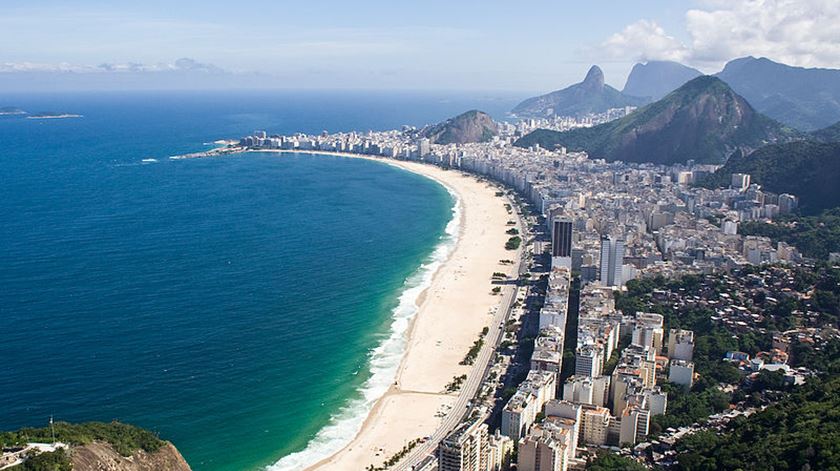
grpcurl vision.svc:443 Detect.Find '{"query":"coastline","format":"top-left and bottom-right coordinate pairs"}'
top-left (255, 151), bottom-right (518, 470)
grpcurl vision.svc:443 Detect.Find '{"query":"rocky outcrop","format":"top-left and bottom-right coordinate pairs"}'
top-left (71, 441), bottom-right (191, 471)
top-left (421, 110), bottom-right (498, 144)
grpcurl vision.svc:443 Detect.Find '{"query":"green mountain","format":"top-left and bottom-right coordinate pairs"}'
top-left (511, 65), bottom-right (649, 118)
top-left (700, 140), bottom-right (840, 214)
top-left (812, 120), bottom-right (840, 142)
top-left (514, 76), bottom-right (799, 165)
top-left (622, 60), bottom-right (703, 100)
top-left (421, 109), bottom-right (498, 145)
top-left (716, 56), bottom-right (840, 131)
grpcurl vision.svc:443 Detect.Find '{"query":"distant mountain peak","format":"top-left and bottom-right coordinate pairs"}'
top-left (622, 60), bottom-right (703, 100)
top-left (582, 65), bottom-right (605, 90)
top-left (511, 65), bottom-right (648, 118)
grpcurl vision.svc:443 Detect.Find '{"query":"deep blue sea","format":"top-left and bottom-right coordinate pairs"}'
top-left (0, 90), bottom-right (521, 470)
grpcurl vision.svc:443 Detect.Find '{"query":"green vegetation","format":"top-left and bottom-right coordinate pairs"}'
top-left (739, 208), bottom-right (840, 258)
top-left (11, 449), bottom-right (72, 471)
top-left (699, 141), bottom-right (840, 214)
top-left (673, 377), bottom-right (840, 471)
top-left (506, 228), bottom-right (519, 235)
top-left (495, 191), bottom-right (505, 197)
top-left (366, 437), bottom-right (422, 470)
top-left (652, 382), bottom-right (732, 432)
top-left (491, 286), bottom-right (501, 294)
top-left (445, 374), bottom-right (467, 393)
top-left (586, 452), bottom-right (647, 471)
top-left (492, 271), bottom-right (507, 278)
top-left (461, 330), bottom-right (486, 365)
top-left (0, 422), bottom-right (164, 457)
top-left (505, 236), bottom-right (522, 250)
top-left (615, 275), bottom-right (774, 430)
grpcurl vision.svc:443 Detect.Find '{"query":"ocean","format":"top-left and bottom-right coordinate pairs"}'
top-left (0, 90), bottom-right (521, 470)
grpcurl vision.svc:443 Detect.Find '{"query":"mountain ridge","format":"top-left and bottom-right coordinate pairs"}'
top-left (514, 76), bottom-right (800, 165)
top-left (715, 56), bottom-right (840, 131)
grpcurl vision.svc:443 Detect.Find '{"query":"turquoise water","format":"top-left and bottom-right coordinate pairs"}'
top-left (0, 91), bottom-right (519, 469)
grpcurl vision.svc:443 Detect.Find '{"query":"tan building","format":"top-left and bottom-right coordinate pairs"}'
top-left (518, 424), bottom-right (570, 471)
top-left (439, 419), bottom-right (489, 471)
top-left (580, 405), bottom-right (611, 446)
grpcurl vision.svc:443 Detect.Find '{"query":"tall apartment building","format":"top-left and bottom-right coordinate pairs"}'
top-left (599, 236), bottom-right (624, 287)
top-left (731, 173), bottom-right (751, 191)
top-left (618, 407), bottom-right (650, 446)
top-left (667, 329), bottom-right (695, 361)
top-left (439, 419), bottom-right (489, 471)
top-left (574, 345), bottom-right (602, 378)
top-left (668, 359), bottom-right (695, 388)
top-left (501, 371), bottom-right (557, 439)
top-left (632, 313), bottom-right (664, 354)
top-left (551, 217), bottom-right (573, 269)
top-left (580, 405), bottom-right (611, 446)
top-left (517, 425), bottom-right (570, 471)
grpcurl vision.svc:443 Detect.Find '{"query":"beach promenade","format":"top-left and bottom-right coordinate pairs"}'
top-left (297, 154), bottom-right (520, 470)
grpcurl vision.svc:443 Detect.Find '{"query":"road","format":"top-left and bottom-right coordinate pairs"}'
top-left (392, 204), bottom-right (529, 471)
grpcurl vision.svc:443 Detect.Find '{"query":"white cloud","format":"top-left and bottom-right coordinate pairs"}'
top-left (602, 0), bottom-right (840, 70)
top-left (601, 20), bottom-right (689, 63)
top-left (0, 58), bottom-right (226, 74)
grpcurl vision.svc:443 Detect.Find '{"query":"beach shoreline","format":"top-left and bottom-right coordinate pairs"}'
top-left (251, 150), bottom-right (518, 470)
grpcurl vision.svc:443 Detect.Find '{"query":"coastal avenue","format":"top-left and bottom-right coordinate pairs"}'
top-left (393, 192), bottom-right (527, 471)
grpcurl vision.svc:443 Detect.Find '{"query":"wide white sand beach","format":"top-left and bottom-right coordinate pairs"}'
top-left (273, 152), bottom-right (520, 470)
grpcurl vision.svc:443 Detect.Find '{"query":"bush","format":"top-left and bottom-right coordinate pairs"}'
top-left (16, 449), bottom-right (72, 471)
top-left (0, 422), bottom-right (164, 457)
top-left (505, 236), bottom-right (522, 250)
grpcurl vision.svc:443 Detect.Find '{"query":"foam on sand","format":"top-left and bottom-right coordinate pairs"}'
top-left (266, 186), bottom-right (461, 471)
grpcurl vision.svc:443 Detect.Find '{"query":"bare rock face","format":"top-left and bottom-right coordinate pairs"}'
top-left (421, 110), bottom-right (498, 145)
top-left (71, 442), bottom-right (192, 471)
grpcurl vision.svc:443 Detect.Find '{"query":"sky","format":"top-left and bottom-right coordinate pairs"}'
top-left (1, 0), bottom-right (838, 92)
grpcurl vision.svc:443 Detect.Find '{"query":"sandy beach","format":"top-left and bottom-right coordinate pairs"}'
top-left (267, 151), bottom-right (519, 470)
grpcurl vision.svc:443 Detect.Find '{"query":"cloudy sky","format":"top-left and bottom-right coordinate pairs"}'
top-left (1, 0), bottom-right (838, 91)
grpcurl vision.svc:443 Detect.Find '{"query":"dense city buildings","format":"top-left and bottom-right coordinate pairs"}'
top-left (229, 111), bottom-right (829, 470)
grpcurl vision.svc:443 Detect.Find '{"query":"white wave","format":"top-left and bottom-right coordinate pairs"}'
top-left (266, 182), bottom-right (461, 471)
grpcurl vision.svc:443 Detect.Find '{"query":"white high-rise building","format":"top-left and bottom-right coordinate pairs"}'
top-left (632, 313), bottom-right (664, 354)
top-left (669, 360), bottom-right (695, 388)
top-left (668, 329), bottom-right (695, 361)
